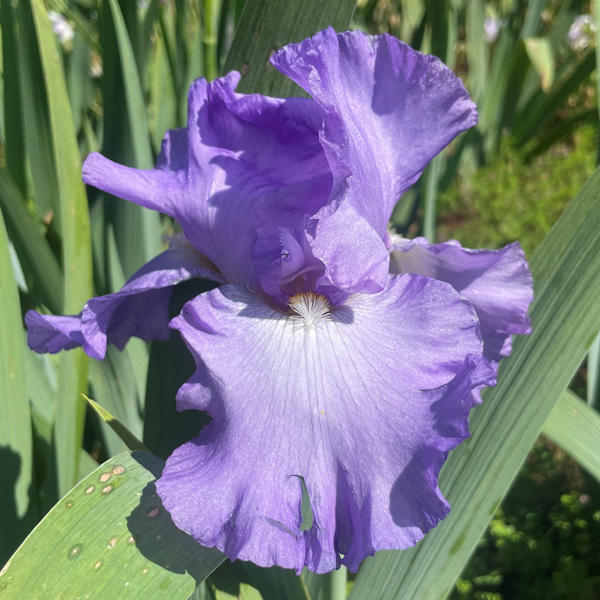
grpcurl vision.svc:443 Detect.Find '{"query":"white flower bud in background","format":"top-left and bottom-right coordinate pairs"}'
top-left (48, 10), bottom-right (74, 45)
top-left (89, 52), bottom-right (103, 79)
top-left (567, 14), bottom-right (597, 51)
top-left (484, 16), bottom-right (507, 43)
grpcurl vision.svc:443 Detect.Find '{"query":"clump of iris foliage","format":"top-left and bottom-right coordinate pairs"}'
top-left (1, 0), bottom-right (600, 599)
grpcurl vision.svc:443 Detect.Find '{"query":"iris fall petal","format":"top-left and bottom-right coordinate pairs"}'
top-left (157, 275), bottom-right (495, 573)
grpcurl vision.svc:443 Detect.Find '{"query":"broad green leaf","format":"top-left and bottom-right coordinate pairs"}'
top-left (0, 168), bottom-right (63, 314)
top-left (588, 0), bottom-right (600, 409)
top-left (322, 567), bottom-right (347, 600)
top-left (520, 0), bottom-right (547, 38)
top-left (350, 164), bottom-right (600, 600)
top-left (213, 583), bottom-right (263, 600)
top-left (0, 0), bottom-right (26, 194)
top-left (101, 0), bottom-right (161, 277)
top-left (148, 25), bottom-right (178, 151)
top-left (465, 0), bottom-right (487, 101)
top-left (26, 351), bottom-right (56, 430)
top-left (203, 0), bottom-right (222, 81)
top-left (499, 40), bottom-right (531, 136)
top-left (67, 33), bottom-right (93, 135)
top-left (422, 154), bottom-right (443, 242)
top-left (104, 224), bottom-right (149, 406)
top-left (27, 0), bottom-right (93, 496)
top-left (211, 562), bottom-right (311, 600)
top-left (524, 37), bottom-right (554, 92)
top-left (588, 336), bottom-right (600, 408)
top-left (15, 0), bottom-right (59, 218)
top-left (0, 208), bottom-right (35, 565)
top-left (181, 17), bottom-right (205, 123)
top-left (302, 570), bottom-right (324, 600)
top-left (107, 0), bottom-right (153, 170)
top-left (477, 28), bottom-right (516, 153)
top-left (428, 0), bottom-right (449, 63)
top-left (0, 452), bottom-right (225, 599)
top-left (119, 0), bottom-right (145, 75)
top-left (512, 50), bottom-right (595, 146)
top-left (222, 0), bottom-right (356, 97)
top-left (142, 0), bottom-right (161, 61)
top-left (543, 390), bottom-right (600, 482)
top-left (595, 0), bottom-right (600, 165)
top-left (89, 344), bottom-right (145, 458)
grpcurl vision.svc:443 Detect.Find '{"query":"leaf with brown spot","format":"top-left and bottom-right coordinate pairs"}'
top-left (0, 452), bottom-right (225, 599)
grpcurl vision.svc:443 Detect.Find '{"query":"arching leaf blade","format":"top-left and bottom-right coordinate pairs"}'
top-left (0, 452), bottom-right (225, 599)
top-left (543, 390), bottom-right (600, 482)
top-left (0, 208), bottom-right (35, 565)
top-left (27, 0), bottom-right (93, 497)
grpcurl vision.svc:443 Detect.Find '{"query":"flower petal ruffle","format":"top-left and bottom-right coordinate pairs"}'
top-left (156, 275), bottom-right (495, 573)
top-left (83, 72), bottom-right (332, 289)
top-left (271, 28), bottom-right (477, 293)
top-left (26, 241), bottom-right (223, 360)
top-left (390, 237), bottom-right (533, 401)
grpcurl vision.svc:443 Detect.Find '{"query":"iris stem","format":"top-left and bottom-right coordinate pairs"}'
top-left (423, 154), bottom-right (442, 242)
top-left (203, 0), bottom-right (221, 81)
top-left (323, 565), bottom-right (348, 600)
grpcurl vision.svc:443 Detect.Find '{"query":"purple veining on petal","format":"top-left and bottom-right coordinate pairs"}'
top-left (156, 275), bottom-right (494, 573)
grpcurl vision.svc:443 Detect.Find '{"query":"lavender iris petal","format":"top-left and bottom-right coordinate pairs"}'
top-left (157, 276), bottom-right (495, 573)
top-left (271, 28), bottom-right (478, 293)
top-left (390, 237), bottom-right (533, 403)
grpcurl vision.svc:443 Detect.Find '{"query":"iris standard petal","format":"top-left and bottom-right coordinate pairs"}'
top-left (271, 28), bottom-right (477, 292)
top-left (156, 275), bottom-right (494, 573)
top-left (82, 152), bottom-right (184, 216)
top-left (26, 241), bottom-right (223, 360)
top-left (83, 73), bottom-right (332, 288)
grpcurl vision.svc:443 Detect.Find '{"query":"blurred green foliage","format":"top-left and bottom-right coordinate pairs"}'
top-left (438, 124), bottom-right (598, 256)
top-left (453, 441), bottom-right (600, 600)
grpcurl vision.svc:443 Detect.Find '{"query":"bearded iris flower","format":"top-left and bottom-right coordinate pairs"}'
top-left (26, 29), bottom-right (532, 573)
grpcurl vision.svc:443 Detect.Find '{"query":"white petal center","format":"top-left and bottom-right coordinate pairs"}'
top-left (288, 292), bottom-right (331, 332)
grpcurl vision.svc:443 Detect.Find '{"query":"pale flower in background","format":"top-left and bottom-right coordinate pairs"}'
top-left (48, 10), bottom-right (74, 45)
top-left (484, 16), bottom-right (507, 43)
top-left (567, 14), bottom-right (597, 51)
top-left (89, 52), bottom-right (103, 79)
